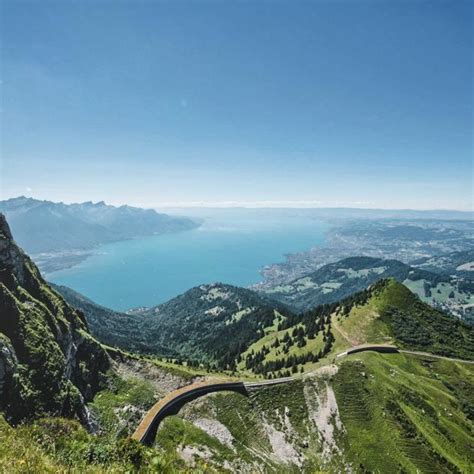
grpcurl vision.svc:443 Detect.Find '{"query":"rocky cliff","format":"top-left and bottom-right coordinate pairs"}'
top-left (0, 213), bottom-right (110, 425)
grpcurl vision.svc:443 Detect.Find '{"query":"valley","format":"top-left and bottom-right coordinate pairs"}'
top-left (1, 211), bottom-right (473, 472)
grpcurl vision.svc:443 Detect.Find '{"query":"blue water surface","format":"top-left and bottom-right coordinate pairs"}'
top-left (49, 210), bottom-right (329, 311)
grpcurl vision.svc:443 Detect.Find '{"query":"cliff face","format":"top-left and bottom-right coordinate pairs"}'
top-left (0, 213), bottom-right (110, 425)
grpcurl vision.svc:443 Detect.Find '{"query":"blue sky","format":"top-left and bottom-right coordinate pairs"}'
top-left (1, 0), bottom-right (472, 210)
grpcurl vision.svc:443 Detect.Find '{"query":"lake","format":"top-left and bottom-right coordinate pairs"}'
top-left (49, 209), bottom-right (330, 311)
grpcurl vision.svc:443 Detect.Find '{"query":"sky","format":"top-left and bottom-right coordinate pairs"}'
top-left (1, 0), bottom-right (472, 211)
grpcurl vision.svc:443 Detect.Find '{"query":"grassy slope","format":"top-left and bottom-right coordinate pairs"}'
top-left (0, 412), bottom-right (212, 473)
top-left (0, 362), bottom-right (218, 473)
top-left (327, 279), bottom-right (474, 360)
top-left (0, 216), bottom-right (110, 424)
top-left (2, 296), bottom-right (473, 472)
top-left (333, 352), bottom-right (474, 473)
top-left (156, 352), bottom-right (474, 473)
top-left (239, 279), bottom-right (474, 377)
top-left (373, 280), bottom-right (474, 359)
top-left (237, 323), bottom-right (328, 375)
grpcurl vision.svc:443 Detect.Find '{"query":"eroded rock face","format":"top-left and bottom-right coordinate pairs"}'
top-left (0, 337), bottom-right (17, 403)
top-left (0, 213), bottom-right (110, 425)
top-left (0, 213), bottom-right (26, 286)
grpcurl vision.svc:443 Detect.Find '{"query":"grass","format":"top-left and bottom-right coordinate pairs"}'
top-left (156, 416), bottom-right (234, 469)
top-left (0, 376), bottom-right (211, 473)
top-left (3, 350), bottom-right (472, 472)
top-left (89, 372), bottom-right (158, 438)
top-left (331, 291), bottom-right (394, 349)
top-left (0, 414), bottom-right (152, 473)
top-left (333, 352), bottom-right (474, 473)
top-left (150, 352), bottom-right (474, 472)
top-left (104, 345), bottom-right (215, 380)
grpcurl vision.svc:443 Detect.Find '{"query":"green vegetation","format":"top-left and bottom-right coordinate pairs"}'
top-left (58, 263), bottom-right (474, 380)
top-left (155, 352), bottom-right (474, 472)
top-left (333, 352), bottom-right (474, 472)
top-left (0, 214), bottom-right (109, 423)
top-left (2, 211), bottom-right (474, 472)
top-left (331, 279), bottom-right (474, 359)
top-left (263, 256), bottom-right (452, 311)
top-left (237, 278), bottom-right (474, 377)
top-left (263, 253), bottom-right (474, 324)
top-left (53, 284), bottom-right (157, 355)
top-left (404, 277), bottom-right (474, 325)
top-left (373, 279), bottom-right (474, 358)
top-left (0, 413), bottom-right (212, 473)
top-left (59, 281), bottom-right (296, 371)
top-left (90, 372), bottom-right (158, 438)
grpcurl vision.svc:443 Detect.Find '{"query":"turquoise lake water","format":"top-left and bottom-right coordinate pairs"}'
top-left (49, 210), bottom-right (329, 311)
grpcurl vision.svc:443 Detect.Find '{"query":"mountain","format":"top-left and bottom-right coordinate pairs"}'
top-left (0, 213), bottom-right (110, 424)
top-left (261, 256), bottom-right (473, 322)
top-left (3, 227), bottom-right (474, 472)
top-left (155, 346), bottom-right (474, 472)
top-left (411, 249), bottom-right (474, 277)
top-left (58, 272), bottom-right (474, 379)
top-left (129, 283), bottom-right (295, 368)
top-left (0, 196), bottom-right (199, 259)
top-left (52, 283), bottom-right (156, 355)
top-left (239, 278), bottom-right (474, 376)
top-left (90, 279), bottom-right (472, 472)
top-left (57, 282), bottom-right (295, 370)
top-left (331, 278), bottom-right (474, 358)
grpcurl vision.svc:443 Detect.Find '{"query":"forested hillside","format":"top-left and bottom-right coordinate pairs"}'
top-left (59, 273), bottom-right (474, 380)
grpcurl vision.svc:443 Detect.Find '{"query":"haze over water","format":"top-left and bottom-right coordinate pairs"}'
top-left (49, 209), bottom-right (329, 311)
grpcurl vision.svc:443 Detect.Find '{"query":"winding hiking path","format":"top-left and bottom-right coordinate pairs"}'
top-left (398, 349), bottom-right (474, 365)
top-left (132, 345), bottom-right (473, 445)
top-left (336, 344), bottom-right (474, 365)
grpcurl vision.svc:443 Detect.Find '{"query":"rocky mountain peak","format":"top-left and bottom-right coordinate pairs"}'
top-left (0, 213), bottom-right (26, 286)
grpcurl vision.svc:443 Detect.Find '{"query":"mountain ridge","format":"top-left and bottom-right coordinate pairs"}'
top-left (0, 212), bottom-right (110, 425)
top-left (0, 196), bottom-right (199, 263)
top-left (261, 255), bottom-right (474, 322)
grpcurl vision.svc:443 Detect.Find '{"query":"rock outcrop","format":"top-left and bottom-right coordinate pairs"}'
top-left (0, 213), bottom-right (110, 425)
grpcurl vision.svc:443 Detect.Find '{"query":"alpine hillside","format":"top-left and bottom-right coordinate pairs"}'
top-left (0, 213), bottom-right (110, 424)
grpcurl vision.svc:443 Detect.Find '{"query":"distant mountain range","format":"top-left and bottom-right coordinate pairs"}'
top-left (0, 196), bottom-right (199, 256)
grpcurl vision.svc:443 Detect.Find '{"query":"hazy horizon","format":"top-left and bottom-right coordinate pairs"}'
top-left (1, 193), bottom-right (473, 214)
